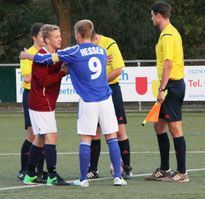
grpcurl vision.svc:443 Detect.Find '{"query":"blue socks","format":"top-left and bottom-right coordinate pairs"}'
top-left (79, 141), bottom-right (91, 181)
top-left (79, 138), bottom-right (121, 180)
top-left (107, 138), bottom-right (121, 178)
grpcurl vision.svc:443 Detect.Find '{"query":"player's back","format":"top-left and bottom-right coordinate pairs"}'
top-left (58, 43), bottom-right (112, 102)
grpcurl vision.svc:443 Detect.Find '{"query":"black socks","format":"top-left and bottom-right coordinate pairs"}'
top-left (118, 139), bottom-right (130, 167)
top-left (157, 133), bottom-right (170, 171)
top-left (174, 136), bottom-right (186, 174)
top-left (20, 139), bottom-right (32, 172)
top-left (90, 139), bottom-right (101, 171)
top-left (44, 144), bottom-right (57, 179)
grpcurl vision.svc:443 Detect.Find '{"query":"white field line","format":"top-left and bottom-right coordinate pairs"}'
top-left (2, 151), bottom-right (205, 156)
top-left (0, 168), bottom-right (205, 192)
top-left (0, 184), bottom-right (45, 191)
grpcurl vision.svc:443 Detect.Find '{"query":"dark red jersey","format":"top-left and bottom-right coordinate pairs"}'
top-left (28, 48), bottom-right (65, 111)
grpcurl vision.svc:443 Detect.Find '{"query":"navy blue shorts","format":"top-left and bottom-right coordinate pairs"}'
top-left (22, 89), bottom-right (32, 129)
top-left (109, 83), bottom-right (127, 124)
top-left (159, 79), bottom-right (185, 122)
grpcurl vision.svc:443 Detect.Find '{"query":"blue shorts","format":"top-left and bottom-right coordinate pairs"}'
top-left (109, 83), bottom-right (127, 124)
top-left (22, 89), bottom-right (32, 129)
top-left (159, 79), bottom-right (185, 122)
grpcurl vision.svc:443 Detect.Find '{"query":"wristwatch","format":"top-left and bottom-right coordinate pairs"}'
top-left (158, 87), bottom-right (166, 92)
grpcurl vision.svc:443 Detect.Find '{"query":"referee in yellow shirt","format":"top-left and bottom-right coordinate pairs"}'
top-left (18, 23), bottom-right (46, 180)
top-left (87, 31), bottom-right (133, 179)
top-left (145, 1), bottom-right (189, 182)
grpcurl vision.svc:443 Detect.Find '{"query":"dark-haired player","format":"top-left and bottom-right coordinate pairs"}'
top-left (145, 1), bottom-right (189, 182)
top-left (19, 23), bottom-right (46, 180)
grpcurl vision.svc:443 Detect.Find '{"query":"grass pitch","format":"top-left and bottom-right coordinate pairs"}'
top-left (0, 111), bottom-right (205, 199)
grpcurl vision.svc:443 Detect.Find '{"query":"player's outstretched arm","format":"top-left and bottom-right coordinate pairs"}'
top-left (20, 48), bottom-right (55, 65)
top-left (33, 53), bottom-right (54, 65)
top-left (19, 48), bottom-right (34, 61)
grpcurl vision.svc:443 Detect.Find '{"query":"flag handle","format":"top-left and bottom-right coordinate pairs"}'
top-left (142, 120), bottom-right (147, 126)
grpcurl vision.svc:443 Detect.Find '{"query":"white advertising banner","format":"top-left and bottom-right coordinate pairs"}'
top-left (16, 66), bottom-right (205, 102)
top-left (16, 69), bottom-right (79, 103)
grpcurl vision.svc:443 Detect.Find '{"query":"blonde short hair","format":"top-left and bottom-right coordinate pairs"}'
top-left (41, 24), bottom-right (60, 43)
top-left (74, 19), bottom-right (94, 39)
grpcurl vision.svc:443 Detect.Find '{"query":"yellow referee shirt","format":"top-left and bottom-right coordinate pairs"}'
top-left (20, 46), bottom-right (37, 89)
top-left (156, 24), bottom-right (185, 81)
top-left (97, 35), bottom-right (125, 84)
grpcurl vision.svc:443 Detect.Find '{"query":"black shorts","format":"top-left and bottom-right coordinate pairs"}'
top-left (159, 79), bottom-right (185, 122)
top-left (22, 89), bottom-right (32, 129)
top-left (109, 83), bottom-right (127, 124)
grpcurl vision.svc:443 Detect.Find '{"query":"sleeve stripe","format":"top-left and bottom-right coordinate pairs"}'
top-left (161, 34), bottom-right (172, 38)
top-left (107, 42), bottom-right (116, 50)
top-left (34, 53), bottom-right (53, 64)
top-left (58, 45), bottom-right (80, 60)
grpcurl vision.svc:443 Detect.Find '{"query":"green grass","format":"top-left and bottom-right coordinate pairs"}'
top-left (0, 111), bottom-right (205, 199)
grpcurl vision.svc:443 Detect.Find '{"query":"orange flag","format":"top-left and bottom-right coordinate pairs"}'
top-left (142, 90), bottom-right (168, 126)
top-left (142, 102), bottom-right (161, 126)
